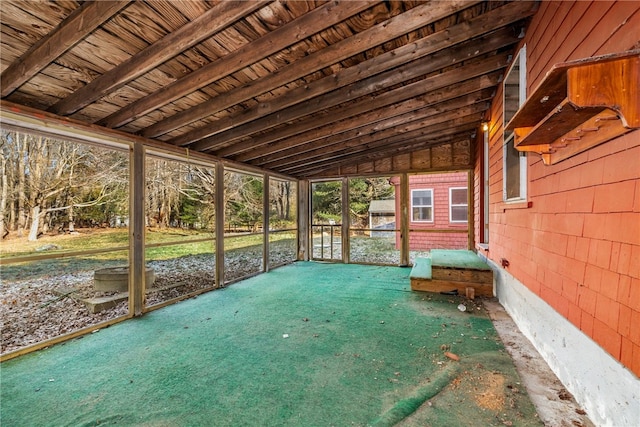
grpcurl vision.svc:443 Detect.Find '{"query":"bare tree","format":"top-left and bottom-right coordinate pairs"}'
top-left (0, 131), bottom-right (129, 241)
top-left (0, 137), bottom-right (7, 238)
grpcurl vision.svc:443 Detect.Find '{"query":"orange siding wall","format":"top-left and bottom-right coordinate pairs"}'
top-left (481, 1), bottom-right (640, 376)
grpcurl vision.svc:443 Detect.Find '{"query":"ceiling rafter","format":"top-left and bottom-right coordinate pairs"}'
top-left (291, 123), bottom-right (479, 177)
top-left (232, 79), bottom-right (499, 163)
top-left (143, 0), bottom-right (528, 141)
top-left (96, 1), bottom-right (378, 129)
top-left (48, 1), bottom-right (267, 116)
top-left (254, 95), bottom-right (492, 169)
top-left (186, 30), bottom-right (514, 151)
top-left (169, 21), bottom-right (516, 148)
top-left (276, 111), bottom-right (484, 174)
top-left (205, 53), bottom-right (510, 156)
top-left (0, 0), bottom-right (131, 97)
top-left (1, 1), bottom-right (540, 178)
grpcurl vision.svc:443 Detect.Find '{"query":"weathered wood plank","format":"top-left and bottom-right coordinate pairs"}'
top-left (1, 1), bottom-right (131, 97)
top-left (259, 102), bottom-right (487, 170)
top-left (169, 23), bottom-right (517, 147)
top-left (98, 1), bottom-right (376, 128)
top-left (49, 1), bottom-right (266, 116)
top-left (205, 54), bottom-right (509, 155)
top-left (233, 81), bottom-right (497, 163)
top-left (283, 117), bottom-right (479, 176)
top-left (410, 278), bottom-right (493, 297)
top-left (143, 0), bottom-right (534, 140)
top-left (431, 266), bottom-right (493, 284)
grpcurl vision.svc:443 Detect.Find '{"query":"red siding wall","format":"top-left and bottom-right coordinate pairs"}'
top-left (479, 1), bottom-right (640, 376)
top-left (395, 172), bottom-right (468, 250)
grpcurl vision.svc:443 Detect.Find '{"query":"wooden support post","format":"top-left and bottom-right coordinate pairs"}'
top-left (298, 180), bottom-right (309, 261)
top-left (129, 142), bottom-right (145, 316)
top-left (342, 177), bottom-right (350, 264)
top-left (263, 174), bottom-right (270, 272)
top-left (215, 163), bottom-right (225, 287)
top-left (400, 173), bottom-right (410, 267)
top-left (467, 169), bottom-right (475, 250)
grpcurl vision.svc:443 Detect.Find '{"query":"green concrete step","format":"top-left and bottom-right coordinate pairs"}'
top-left (409, 256), bottom-right (432, 280)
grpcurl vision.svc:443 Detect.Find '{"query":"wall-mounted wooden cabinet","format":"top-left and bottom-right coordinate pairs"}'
top-left (506, 50), bottom-right (639, 165)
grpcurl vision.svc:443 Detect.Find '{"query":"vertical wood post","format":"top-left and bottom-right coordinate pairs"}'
top-left (129, 142), bottom-right (145, 316)
top-left (467, 169), bottom-right (475, 250)
top-left (263, 174), bottom-right (270, 272)
top-left (215, 163), bottom-right (225, 287)
top-left (298, 179), bottom-right (309, 261)
top-left (400, 173), bottom-right (410, 267)
top-left (342, 177), bottom-right (350, 264)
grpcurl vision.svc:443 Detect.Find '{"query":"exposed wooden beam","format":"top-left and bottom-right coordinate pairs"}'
top-left (233, 81), bottom-right (498, 163)
top-left (0, 0), bottom-right (131, 97)
top-left (170, 24), bottom-right (516, 147)
top-left (290, 122), bottom-right (478, 177)
top-left (48, 1), bottom-right (267, 116)
top-left (249, 91), bottom-right (492, 165)
top-left (259, 102), bottom-right (488, 170)
top-left (203, 53), bottom-right (510, 155)
top-left (97, 1), bottom-right (379, 129)
top-left (143, 0), bottom-right (529, 140)
top-left (277, 111), bottom-right (484, 173)
top-left (0, 100), bottom-right (293, 181)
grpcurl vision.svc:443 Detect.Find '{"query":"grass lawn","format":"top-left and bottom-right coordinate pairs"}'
top-left (0, 228), bottom-right (296, 282)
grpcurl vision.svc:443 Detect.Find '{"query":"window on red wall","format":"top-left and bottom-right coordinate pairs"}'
top-left (449, 187), bottom-right (468, 223)
top-left (503, 46), bottom-right (527, 202)
top-left (411, 189), bottom-right (433, 222)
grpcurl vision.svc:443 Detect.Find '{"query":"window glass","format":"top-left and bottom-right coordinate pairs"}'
top-left (411, 189), bottom-right (433, 222)
top-left (450, 187), bottom-right (468, 222)
top-left (503, 46), bottom-right (527, 201)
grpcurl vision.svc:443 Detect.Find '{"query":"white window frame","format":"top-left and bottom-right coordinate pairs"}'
top-left (503, 45), bottom-right (527, 202)
top-left (411, 188), bottom-right (433, 222)
top-left (449, 187), bottom-right (468, 223)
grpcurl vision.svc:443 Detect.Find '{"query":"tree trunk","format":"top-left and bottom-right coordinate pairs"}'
top-left (68, 204), bottom-right (75, 232)
top-left (0, 154), bottom-right (7, 238)
top-left (28, 205), bottom-right (40, 241)
top-left (16, 133), bottom-right (26, 237)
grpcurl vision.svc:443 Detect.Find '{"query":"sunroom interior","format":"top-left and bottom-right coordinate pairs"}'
top-left (0, 0), bottom-right (543, 353)
top-left (6, 1), bottom-right (626, 425)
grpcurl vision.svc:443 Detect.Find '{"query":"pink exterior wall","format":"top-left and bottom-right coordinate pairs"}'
top-left (393, 172), bottom-right (468, 250)
top-left (478, 1), bottom-right (640, 377)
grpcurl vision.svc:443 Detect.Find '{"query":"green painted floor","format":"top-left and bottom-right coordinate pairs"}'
top-left (1, 262), bottom-right (541, 426)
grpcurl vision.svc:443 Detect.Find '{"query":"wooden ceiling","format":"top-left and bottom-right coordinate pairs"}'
top-left (0, 0), bottom-right (537, 178)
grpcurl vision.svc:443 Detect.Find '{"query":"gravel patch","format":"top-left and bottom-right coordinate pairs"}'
top-left (1, 245), bottom-right (296, 355)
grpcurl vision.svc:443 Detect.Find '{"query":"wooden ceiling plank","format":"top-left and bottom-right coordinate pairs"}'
top-left (256, 99), bottom-right (489, 169)
top-left (244, 87), bottom-right (494, 164)
top-left (267, 105), bottom-right (486, 170)
top-left (203, 53), bottom-right (509, 155)
top-left (178, 28), bottom-right (515, 149)
top-left (221, 73), bottom-right (498, 162)
top-left (97, 1), bottom-right (377, 129)
top-left (1, 1), bottom-right (131, 98)
top-left (48, 1), bottom-right (266, 116)
top-left (153, 0), bottom-right (533, 141)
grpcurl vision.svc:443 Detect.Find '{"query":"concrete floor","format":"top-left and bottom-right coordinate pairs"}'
top-left (484, 299), bottom-right (595, 427)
